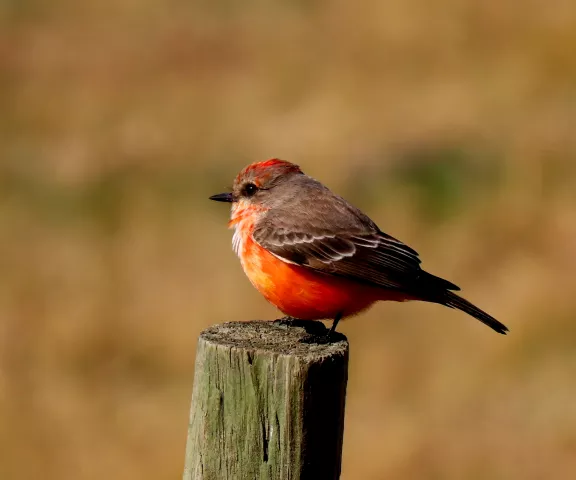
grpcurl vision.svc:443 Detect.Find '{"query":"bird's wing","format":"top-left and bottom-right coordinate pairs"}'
top-left (252, 189), bottom-right (458, 291)
top-left (254, 227), bottom-right (420, 290)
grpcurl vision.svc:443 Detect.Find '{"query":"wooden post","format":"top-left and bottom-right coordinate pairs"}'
top-left (183, 320), bottom-right (349, 480)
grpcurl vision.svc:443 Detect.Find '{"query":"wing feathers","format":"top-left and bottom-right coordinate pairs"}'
top-left (253, 223), bottom-right (424, 290)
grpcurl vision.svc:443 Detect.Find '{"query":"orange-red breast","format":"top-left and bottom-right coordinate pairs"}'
top-left (210, 159), bottom-right (508, 336)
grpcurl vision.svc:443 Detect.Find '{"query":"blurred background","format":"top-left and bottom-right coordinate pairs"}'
top-left (1, 0), bottom-right (576, 478)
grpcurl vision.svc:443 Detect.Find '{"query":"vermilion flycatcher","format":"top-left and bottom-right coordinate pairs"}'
top-left (210, 159), bottom-right (508, 336)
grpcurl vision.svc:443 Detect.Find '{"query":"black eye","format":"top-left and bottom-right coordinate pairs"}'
top-left (243, 183), bottom-right (258, 197)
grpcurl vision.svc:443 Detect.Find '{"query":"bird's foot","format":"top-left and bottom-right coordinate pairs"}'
top-left (273, 317), bottom-right (332, 338)
top-left (300, 325), bottom-right (346, 344)
top-left (300, 333), bottom-right (333, 345)
top-left (273, 316), bottom-right (299, 327)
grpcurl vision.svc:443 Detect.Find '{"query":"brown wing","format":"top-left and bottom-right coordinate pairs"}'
top-left (255, 224), bottom-right (421, 290)
top-left (251, 182), bottom-right (458, 292)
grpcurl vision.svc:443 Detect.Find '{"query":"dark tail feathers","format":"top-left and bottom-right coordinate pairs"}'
top-left (443, 291), bottom-right (508, 335)
top-left (418, 271), bottom-right (508, 335)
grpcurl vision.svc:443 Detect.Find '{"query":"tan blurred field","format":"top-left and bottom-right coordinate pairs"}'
top-left (1, 1), bottom-right (576, 478)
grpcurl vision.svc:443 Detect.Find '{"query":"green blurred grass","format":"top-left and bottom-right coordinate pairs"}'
top-left (1, 1), bottom-right (576, 479)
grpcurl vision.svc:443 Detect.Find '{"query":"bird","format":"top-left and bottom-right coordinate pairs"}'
top-left (209, 159), bottom-right (508, 337)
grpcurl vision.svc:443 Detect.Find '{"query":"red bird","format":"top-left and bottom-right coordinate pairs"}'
top-left (210, 159), bottom-right (508, 336)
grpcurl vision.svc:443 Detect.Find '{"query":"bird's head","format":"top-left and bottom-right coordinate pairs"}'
top-left (210, 159), bottom-right (304, 213)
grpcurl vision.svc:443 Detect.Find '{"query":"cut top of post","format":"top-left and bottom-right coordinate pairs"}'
top-left (199, 320), bottom-right (348, 360)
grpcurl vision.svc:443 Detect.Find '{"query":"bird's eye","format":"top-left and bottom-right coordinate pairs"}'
top-left (243, 183), bottom-right (258, 197)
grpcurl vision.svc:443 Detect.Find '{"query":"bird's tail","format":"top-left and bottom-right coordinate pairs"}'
top-left (417, 271), bottom-right (508, 334)
top-left (442, 291), bottom-right (508, 334)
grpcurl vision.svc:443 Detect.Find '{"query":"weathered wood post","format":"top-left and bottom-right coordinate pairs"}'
top-left (183, 320), bottom-right (349, 480)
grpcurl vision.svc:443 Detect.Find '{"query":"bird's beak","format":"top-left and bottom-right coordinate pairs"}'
top-left (209, 192), bottom-right (234, 203)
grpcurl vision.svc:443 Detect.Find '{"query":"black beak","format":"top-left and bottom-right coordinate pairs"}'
top-left (209, 192), bottom-right (234, 203)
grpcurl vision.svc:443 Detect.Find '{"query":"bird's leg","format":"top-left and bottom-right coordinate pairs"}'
top-left (327, 312), bottom-right (343, 337)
